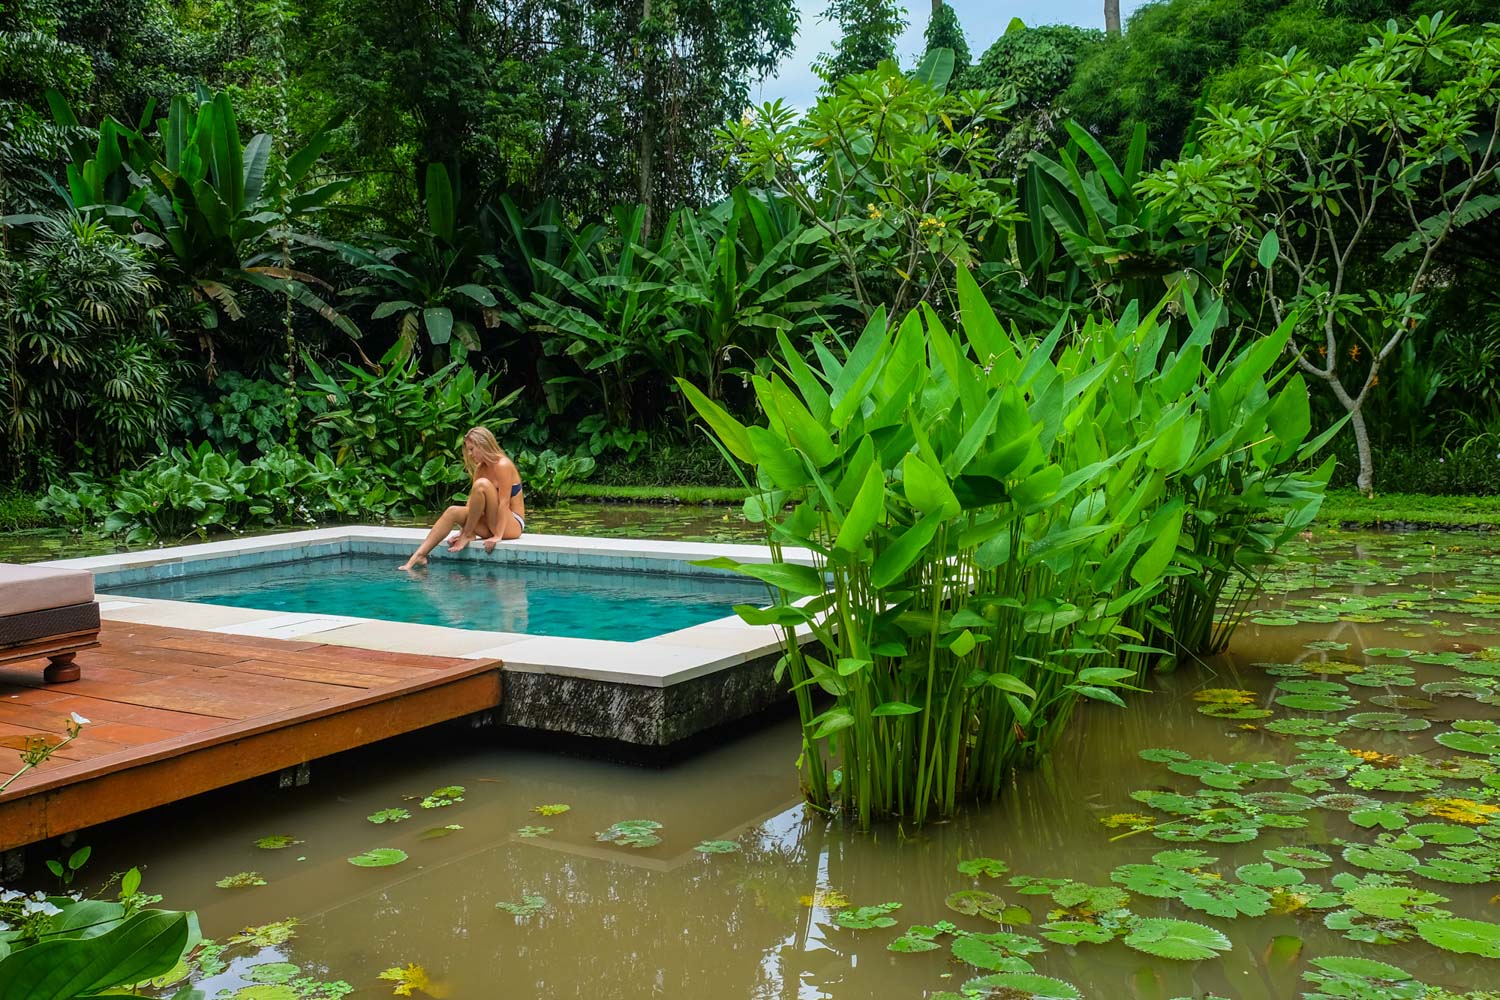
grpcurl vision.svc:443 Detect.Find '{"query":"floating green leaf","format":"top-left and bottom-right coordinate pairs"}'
top-left (495, 894), bottom-right (546, 917)
top-left (1414, 916), bottom-right (1500, 957)
top-left (945, 889), bottom-right (1007, 922)
top-left (347, 848), bottom-right (407, 868)
top-left (516, 825), bottom-right (552, 838)
top-left (246, 963), bottom-right (301, 984)
top-left (1341, 844), bottom-right (1417, 873)
top-left (694, 840), bottom-right (741, 854)
top-left (835, 902), bottom-right (901, 929)
top-left (596, 819), bottom-right (662, 848)
top-left (216, 871), bottom-right (267, 888)
top-left (1122, 918), bottom-right (1232, 960)
top-left (253, 835), bottom-right (301, 850)
top-left (1039, 921), bottom-right (1116, 945)
top-left (957, 857), bottom-right (1009, 878)
top-left (1301, 955), bottom-right (1424, 1000)
top-left (959, 972), bottom-right (1080, 999)
top-left (420, 785), bottom-right (465, 808)
top-left (534, 804), bottom-right (571, 816)
top-left (367, 808), bottom-right (411, 825)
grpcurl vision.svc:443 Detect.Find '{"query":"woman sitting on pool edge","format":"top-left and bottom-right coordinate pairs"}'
top-left (399, 426), bottom-right (524, 571)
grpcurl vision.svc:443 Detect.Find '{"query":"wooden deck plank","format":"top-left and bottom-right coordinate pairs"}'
top-left (0, 621), bottom-right (503, 849)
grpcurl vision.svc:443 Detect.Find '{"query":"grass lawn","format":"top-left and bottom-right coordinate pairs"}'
top-left (1318, 489), bottom-right (1500, 529)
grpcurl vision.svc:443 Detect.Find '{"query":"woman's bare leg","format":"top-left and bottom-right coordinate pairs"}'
top-left (400, 504), bottom-right (466, 571)
top-left (483, 507), bottom-right (524, 553)
top-left (447, 479), bottom-right (497, 552)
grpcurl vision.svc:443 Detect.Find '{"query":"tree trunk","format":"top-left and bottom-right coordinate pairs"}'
top-left (1349, 402), bottom-right (1375, 497)
top-left (1104, 0), bottom-right (1121, 35)
top-left (638, 0), bottom-right (655, 237)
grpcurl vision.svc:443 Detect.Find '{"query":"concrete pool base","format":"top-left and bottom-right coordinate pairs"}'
top-left (43, 527), bottom-right (817, 747)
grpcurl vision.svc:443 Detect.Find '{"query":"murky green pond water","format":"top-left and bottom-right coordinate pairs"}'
top-left (20, 521), bottom-right (1500, 998)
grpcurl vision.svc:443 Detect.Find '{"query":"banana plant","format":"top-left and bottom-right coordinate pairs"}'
top-left (330, 164), bottom-right (500, 365)
top-left (41, 88), bottom-right (357, 343)
top-left (519, 204), bottom-right (676, 428)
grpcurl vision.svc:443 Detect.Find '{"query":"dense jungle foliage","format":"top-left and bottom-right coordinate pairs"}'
top-left (2, 0), bottom-right (1499, 532)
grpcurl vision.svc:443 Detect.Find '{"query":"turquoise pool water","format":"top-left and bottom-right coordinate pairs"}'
top-left (114, 554), bottom-right (771, 640)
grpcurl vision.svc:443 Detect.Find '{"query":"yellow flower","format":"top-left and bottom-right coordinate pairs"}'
top-left (1193, 688), bottom-right (1257, 705)
top-left (867, 202), bottom-right (883, 220)
top-left (1415, 797), bottom-right (1500, 825)
top-left (1350, 749), bottom-right (1401, 768)
top-left (799, 888), bottom-right (850, 909)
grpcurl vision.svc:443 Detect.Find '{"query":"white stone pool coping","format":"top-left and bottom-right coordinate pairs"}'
top-left (41, 527), bottom-right (818, 689)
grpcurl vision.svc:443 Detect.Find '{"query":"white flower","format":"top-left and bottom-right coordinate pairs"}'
top-left (69, 712), bottom-right (90, 726)
top-left (0, 889), bottom-right (21, 903)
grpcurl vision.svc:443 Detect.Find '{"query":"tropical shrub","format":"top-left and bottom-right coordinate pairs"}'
top-left (300, 350), bottom-right (519, 511)
top-left (1140, 15), bottom-right (1500, 494)
top-left (45, 88), bottom-right (357, 355)
top-left (0, 214), bottom-right (187, 477)
top-left (179, 372), bottom-right (295, 459)
top-left (679, 270), bottom-right (1326, 827)
top-left (718, 50), bottom-right (1014, 319)
top-left (329, 163), bottom-right (502, 365)
top-left (39, 443), bottom-right (380, 543)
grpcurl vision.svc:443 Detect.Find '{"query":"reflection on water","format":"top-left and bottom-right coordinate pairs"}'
top-left (113, 554), bottom-right (770, 640)
top-left (34, 531), bottom-right (1500, 997)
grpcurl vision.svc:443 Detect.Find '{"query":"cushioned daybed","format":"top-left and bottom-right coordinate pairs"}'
top-left (0, 563), bottom-right (99, 683)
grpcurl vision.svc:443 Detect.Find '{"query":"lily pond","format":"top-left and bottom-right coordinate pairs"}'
top-left (26, 521), bottom-right (1500, 999)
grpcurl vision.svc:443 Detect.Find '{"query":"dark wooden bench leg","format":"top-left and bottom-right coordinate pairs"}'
top-left (43, 652), bottom-right (81, 684)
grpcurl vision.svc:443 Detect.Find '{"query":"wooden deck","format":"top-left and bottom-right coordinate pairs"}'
top-left (0, 621), bottom-right (503, 851)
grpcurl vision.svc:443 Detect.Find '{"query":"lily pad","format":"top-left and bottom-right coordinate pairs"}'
top-left (959, 973), bottom-right (1080, 999)
top-left (253, 835), bottom-right (301, 850)
top-left (367, 808), bottom-right (411, 824)
top-left (347, 848), bottom-right (408, 868)
top-left (1345, 712), bottom-right (1429, 732)
top-left (1263, 846), bottom-right (1333, 869)
top-left (694, 840), bottom-right (740, 854)
top-left (216, 871), bottom-right (267, 888)
top-left (1414, 916), bottom-right (1500, 957)
top-left (1122, 918), bottom-right (1232, 960)
top-left (835, 902), bottom-right (901, 929)
top-left (596, 819), bottom-right (663, 848)
top-left (495, 894), bottom-right (546, 917)
top-left (946, 889), bottom-right (1007, 922)
top-left (245, 963), bottom-right (301, 984)
top-left (1275, 693), bottom-right (1357, 712)
top-left (1265, 718), bottom-right (1348, 737)
top-left (1039, 920), bottom-right (1117, 945)
top-left (1301, 956), bottom-right (1423, 1000)
top-left (1341, 844), bottom-right (1417, 873)
top-left (957, 857), bottom-right (1009, 878)
top-left (516, 825), bottom-right (552, 838)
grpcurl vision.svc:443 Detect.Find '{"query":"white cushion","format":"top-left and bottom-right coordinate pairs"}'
top-left (0, 564), bottom-right (95, 616)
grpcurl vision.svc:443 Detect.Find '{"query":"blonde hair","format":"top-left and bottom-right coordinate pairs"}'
top-left (462, 426), bottom-right (506, 477)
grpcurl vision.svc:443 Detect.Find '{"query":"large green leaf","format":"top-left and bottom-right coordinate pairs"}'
top-left (425, 163), bottom-right (456, 243)
top-left (0, 910), bottom-right (190, 1000)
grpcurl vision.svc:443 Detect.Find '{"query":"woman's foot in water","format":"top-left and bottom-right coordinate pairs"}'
top-left (398, 554), bottom-right (428, 572)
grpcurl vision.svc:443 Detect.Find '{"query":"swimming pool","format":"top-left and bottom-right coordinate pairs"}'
top-left (113, 553), bottom-right (772, 642)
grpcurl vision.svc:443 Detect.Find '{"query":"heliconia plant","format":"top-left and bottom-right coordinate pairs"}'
top-left (678, 267), bottom-right (1331, 829)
